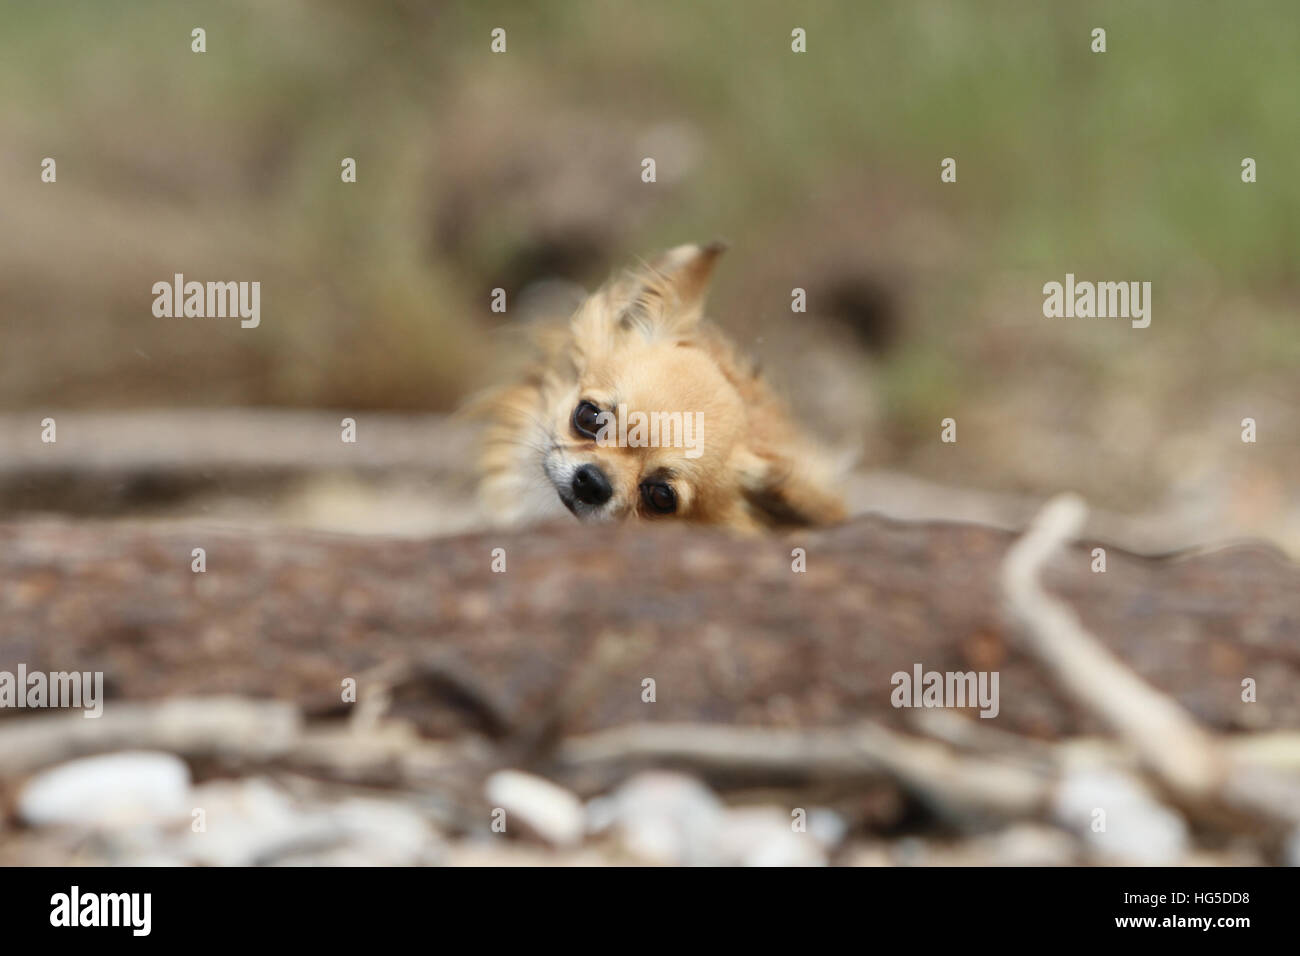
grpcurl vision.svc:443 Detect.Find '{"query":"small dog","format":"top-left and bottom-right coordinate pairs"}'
top-left (478, 243), bottom-right (846, 533)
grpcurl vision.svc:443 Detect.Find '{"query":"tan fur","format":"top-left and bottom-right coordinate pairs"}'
top-left (476, 243), bottom-right (846, 533)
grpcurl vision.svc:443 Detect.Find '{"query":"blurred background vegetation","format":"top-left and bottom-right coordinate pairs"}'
top-left (1, 0), bottom-right (1295, 533)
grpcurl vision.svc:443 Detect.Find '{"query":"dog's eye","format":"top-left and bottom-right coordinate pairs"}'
top-left (641, 482), bottom-right (677, 515)
top-left (572, 400), bottom-right (603, 439)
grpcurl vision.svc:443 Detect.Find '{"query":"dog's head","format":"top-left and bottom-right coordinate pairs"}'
top-left (482, 243), bottom-right (845, 532)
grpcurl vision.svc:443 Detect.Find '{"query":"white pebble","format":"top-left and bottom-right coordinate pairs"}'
top-left (485, 770), bottom-right (585, 848)
top-left (1053, 767), bottom-right (1188, 865)
top-left (18, 751), bottom-right (190, 828)
top-left (588, 771), bottom-right (726, 865)
top-left (714, 807), bottom-right (827, 867)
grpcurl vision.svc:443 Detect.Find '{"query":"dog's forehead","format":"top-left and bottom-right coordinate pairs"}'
top-left (593, 341), bottom-right (740, 414)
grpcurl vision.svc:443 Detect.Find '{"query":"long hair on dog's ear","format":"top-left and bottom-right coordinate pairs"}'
top-left (571, 241), bottom-right (728, 357)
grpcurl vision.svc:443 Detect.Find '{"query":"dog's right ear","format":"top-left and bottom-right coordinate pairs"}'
top-left (573, 241), bottom-right (727, 350)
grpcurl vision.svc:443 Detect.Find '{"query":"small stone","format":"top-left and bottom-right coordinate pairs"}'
top-left (587, 771), bottom-right (726, 866)
top-left (806, 808), bottom-right (849, 849)
top-left (18, 751), bottom-right (191, 828)
top-left (181, 778), bottom-right (305, 866)
top-left (714, 807), bottom-right (827, 867)
top-left (181, 779), bottom-right (444, 866)
top-left (485, 770), bottom-right (585, 848)
top-left (1053, 767), bottom-right (1188, 865)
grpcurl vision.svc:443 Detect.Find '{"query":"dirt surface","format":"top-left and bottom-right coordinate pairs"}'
top-left (3, 515), bottom-right (1296, 745)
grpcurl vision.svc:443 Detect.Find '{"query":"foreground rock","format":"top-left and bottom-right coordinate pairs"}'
top-left (1, 515), bottom-right (1296, 741)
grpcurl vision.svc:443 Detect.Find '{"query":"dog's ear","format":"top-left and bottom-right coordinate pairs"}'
top-left (731, 445), bottom-right (846, 529)
top-left (640, 240), bottom-right (727, 326)
top-left (575, 241), bottom-right (727, 346)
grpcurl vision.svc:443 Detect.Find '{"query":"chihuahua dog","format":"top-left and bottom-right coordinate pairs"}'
top-left (478, 242), bottom-right (846, 533)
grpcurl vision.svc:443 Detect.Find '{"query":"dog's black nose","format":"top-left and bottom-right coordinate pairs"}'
top-left (571, 464), bottom-right (612, 506)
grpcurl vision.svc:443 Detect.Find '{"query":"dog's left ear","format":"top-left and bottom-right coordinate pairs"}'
top-left (645, 240), bottom-right (727, 322)
top-left (731, 446), bottom-right (847, 529)
top-left (597, 241), bottom-right (727, 340)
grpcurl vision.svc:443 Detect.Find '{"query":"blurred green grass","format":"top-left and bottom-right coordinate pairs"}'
top-left (0, 0), bottom-right (1295, 501)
